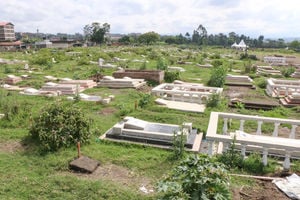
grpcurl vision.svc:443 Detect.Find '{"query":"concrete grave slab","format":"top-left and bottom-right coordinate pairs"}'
top-left (69, 156), bottom-right (100, 173)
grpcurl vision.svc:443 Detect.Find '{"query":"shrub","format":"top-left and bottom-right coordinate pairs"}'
top-left (164, 71), bottom-right (180, 83)
top-left (281, 67), bottom-right (295, 77)
top-left (217, 136), bottom-right (244, 169)
top-left (138, 93), bottom-right (152, 108)
top-left (29, 102), bottom-right (91, 151)
top-left (156, 57), bottom-right (167, 70)
top-left (157, 154), bottom-right (231, 199)
top-left (206, 93), bottom-right (221, 108)
top-left (242, 153), bottom-right (264, 174)
top-left (256, 77), bottom-right (267, 89)
top-left (208, 65), bottom-right (227, 87)
top-left (171, 130), bottom-right (186, 160)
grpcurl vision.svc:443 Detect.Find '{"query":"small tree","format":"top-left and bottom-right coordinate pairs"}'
top-left (157, 154), bottom-right (231, 199)
top-left (208, 65), bottom-right (227, 87)
top-left (29, 102), bottom-right (91, 151)
top-left (138, 31), bottom-right (160, 45)
top-left (172, 129), bottom-right (186, 160)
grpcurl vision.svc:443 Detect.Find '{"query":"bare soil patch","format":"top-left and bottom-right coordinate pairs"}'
top-left (64, 163), bottom-right (154, 193)
top-left (98, 107), bottom-right (117, 116)
top-left (232, 179), bottom-right (290, 200)
top-left (0, 141), bottom-right (26, 153)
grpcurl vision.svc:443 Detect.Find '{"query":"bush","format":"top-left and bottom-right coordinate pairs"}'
top-left (171, 130), bottom-right (186, 160)
top-left (29, 102), bottom-right (91, 151)
top-left (157, 154), bottom-right (231, 199)
top-left (242, 153), bottom-right (264, 174)
top-left (156, 57), bottom-right (167, 70)
top-left (217, 136), bottom-right (244, 169)
top-left (208, 65), bottom-right (227, 87)
top-left (164, 71), bottom-right (180, 83)
top-left (281, 67), bottom-right (295, 77)
top-left (255, 77), bottom-right (267, 89)
top-left (138, 93), bottom-right (153, 108)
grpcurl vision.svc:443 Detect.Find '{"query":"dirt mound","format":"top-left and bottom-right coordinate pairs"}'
top-left (232, 180), bottom-right (290, 200)
top-left (0, 141), bottom-right (26, 153)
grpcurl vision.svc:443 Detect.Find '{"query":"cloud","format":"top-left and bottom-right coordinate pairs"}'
top-left (0, 0), bottom-right (299, 38)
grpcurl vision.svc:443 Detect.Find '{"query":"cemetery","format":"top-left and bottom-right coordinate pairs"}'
top-left (103, 116), bottom-right (200, 150)
top-left (1, 44), bottom-right (300, 199)
top-left (206, 112), bottom-right (300, 170)
top-left (151, 82), bottom-right (222, 104)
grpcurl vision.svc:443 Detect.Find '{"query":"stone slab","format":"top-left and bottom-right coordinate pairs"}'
top-left (69, 156), bottom-right (100, 173)
top-left (155, 98), bottom-right (205, 113)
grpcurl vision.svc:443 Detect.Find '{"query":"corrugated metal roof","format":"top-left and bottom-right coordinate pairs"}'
top-left (0, 22), bottom-right (14, 26)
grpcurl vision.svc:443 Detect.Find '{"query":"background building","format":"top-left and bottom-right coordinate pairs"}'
top-left (0, 22), bottom-right (16, 42)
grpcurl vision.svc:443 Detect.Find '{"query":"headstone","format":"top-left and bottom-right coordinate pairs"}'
top-left (98, 58), bottom-right (104, 67)
top-left (24, 63), bottom-right (29, 70)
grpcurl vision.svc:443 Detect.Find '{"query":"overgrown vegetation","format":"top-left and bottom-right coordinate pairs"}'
top-left (157, 154), bottom-right (231, 199)
top-left (29, 102), bottom-right (91, 151)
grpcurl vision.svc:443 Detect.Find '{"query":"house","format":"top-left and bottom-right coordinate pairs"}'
top-left (0, 22), bottom-right (16, 42)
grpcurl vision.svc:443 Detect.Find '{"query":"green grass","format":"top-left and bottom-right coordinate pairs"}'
top-left (1, 45), bottom-right (300, 199)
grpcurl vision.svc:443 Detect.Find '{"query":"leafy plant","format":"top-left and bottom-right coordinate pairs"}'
top-left (217, 135), bottom-right (244, 169)
top-left (208, 65), bottom-right (227, 87)
top-left (156, 57), bottom-right (167, 70)
top-left (242, 153), bottom-right (264, 174)
top-left (138, 93), bottom-right (152, 108)
top-left (29, 102), bottom-right (91, 151)
top-left (157, 154), bottom-right (231, 200)
top-left (206, 93), bottom-right (221, 108)
top-left (171, 129), bottom-right (186, 160)
top-left (164, 71), bottom-right (180, 83)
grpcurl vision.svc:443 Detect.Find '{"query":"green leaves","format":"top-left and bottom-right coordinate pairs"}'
top-left (157, 155), bottom-right (231, 199)
top-left (29, 102), bottom-right (91, 151)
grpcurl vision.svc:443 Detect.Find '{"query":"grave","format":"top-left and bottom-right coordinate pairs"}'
top-left (5, 75), bottom-right (22, 85)
top-left (266, 78), bottom-right (300, 98)
top-left (225, 74), bottom-right (254, 88)
top-left (40, 82), bottom-right (78, 95)
top-left (280, 93), bottom-right (300, 107)
top-left (113, 69), bottom-right (165, 83)
top-left (20, 88), bottom-right (59, 97)
top-left (104, 116), bottom-right (199, 150)
top-left (291, 66), bottom-right (300, 78)
top-left (98, 58), bottom-right (117, 68)
top-left (264, 56), bottom-right (288, 66)
top-left (229, 98), bottom-right (279, 110)
top-left (152, 82), bottom-right (222, 105)
top-left (205, 112), bottom-right (300, 170)
top-left (167, 66), bottom-right (186, 72)
top-left (69, 156), bottom-right (100, 173)
top-left (196, 63), bottom-right (213, 68)
top-left (98, 76), bottom-right (146, 89)
top-left (256, 65), bottom-right (282, 76)
top-left (59, 79), bottom-right (97, 89)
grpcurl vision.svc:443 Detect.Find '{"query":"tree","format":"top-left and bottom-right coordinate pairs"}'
top-left (157, 154), bottom-right (231, 199)
top-left (208, 64), bottom-right (227, 87)
top-left (138, 31), bottom-right (160, 45)
top-left (83, 22), bottom-right (110, 45)
top-left (192, 24), bottom-right (208, 45)
top-left (289, 40), bottom-right (300, 50)
top-left (118, 35), bottom-right (131, 45)
top-left (29, 102), bottom-right (91, 151)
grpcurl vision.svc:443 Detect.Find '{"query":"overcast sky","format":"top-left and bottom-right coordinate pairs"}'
top-left (1, 0), bottom-right (299, 38)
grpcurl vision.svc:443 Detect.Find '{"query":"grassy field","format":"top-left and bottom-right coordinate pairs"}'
top-left (0, 45), bottom-right (300, 199)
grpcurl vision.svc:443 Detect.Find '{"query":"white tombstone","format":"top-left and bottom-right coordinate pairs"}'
top-left (98, 58), bottom-right (104, 67)
top-left (24, 63), bottom-right (29, 70)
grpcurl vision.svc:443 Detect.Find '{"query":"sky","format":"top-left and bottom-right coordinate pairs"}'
top-left (1, 0), bottom-right (299, 38)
